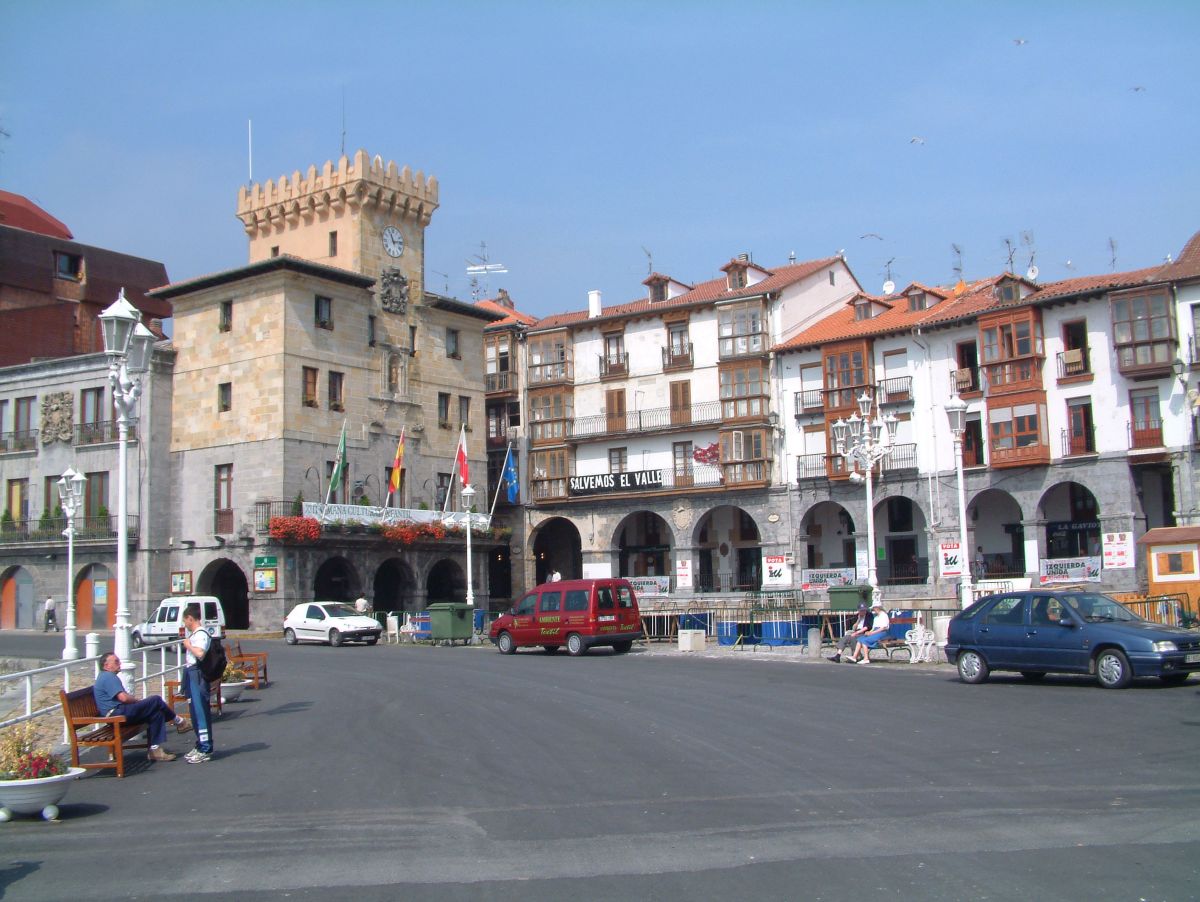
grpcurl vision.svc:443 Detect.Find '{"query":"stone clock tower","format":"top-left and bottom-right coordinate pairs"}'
top-left (235, 149), bottom-right (439, 300)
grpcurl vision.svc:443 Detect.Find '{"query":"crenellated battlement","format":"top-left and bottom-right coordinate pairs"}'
top-left (236, 149), bottom-right (439, 236)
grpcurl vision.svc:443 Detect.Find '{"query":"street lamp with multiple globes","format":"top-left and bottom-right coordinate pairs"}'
top-left (944, 392), bottom-right (973, 608)
top-left (57, 467), bottom-right (86, 661)
top-left (831, 391), bottom-right (898, 603)
top-left (98, 290), bottom-right (156, 689)
top-left (460, 484), bottom-right (476, 608)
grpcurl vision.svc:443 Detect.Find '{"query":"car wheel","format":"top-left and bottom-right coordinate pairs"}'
top-left (957, 650), bottom-right (990, 684)
top-left (1160, 672), bottom-right (1189, 685)
top-left (612, 640), bottom-right (633, 654)
top-left (1019, 671), bottom-right (1046, 682)
top-left (131, 632), bottom-right (144, 649)
top-left (1095, 648), bottom-right (1132, 689)
top-left (543, 645), bottom-right (559, 654)
top-left (329, 629), bottom-right (343, 647)
top-left (497, 631), bottom-right (516, 655)
top-left (566, 633), bottom-right (586, 656)
top-left (284, 628), bottom-right (297, 645)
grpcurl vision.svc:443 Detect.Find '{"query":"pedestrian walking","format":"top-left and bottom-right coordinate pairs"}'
top-left (43, 595), bottom-right (58, 632)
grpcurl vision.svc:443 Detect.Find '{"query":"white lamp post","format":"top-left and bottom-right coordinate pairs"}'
top-left (460, 484), bottom-right (476, 608)
top-left (944, 392), bottom-right (973, 608)
top-left (99, 290), bottom-right (155, 689)
top-left (831, 391), bottom-right (897, 603)
top-left (57, 468), bottom-right (86, 660)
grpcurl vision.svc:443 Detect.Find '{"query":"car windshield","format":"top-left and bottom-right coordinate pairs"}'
top-left (1060, 593), bottom-right (1140, 623)
top-left (322, 604), bottom-right (361, 618)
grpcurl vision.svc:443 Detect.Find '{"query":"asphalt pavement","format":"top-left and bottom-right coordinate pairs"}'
top-left (1, 632), bottom-right (1198, 901)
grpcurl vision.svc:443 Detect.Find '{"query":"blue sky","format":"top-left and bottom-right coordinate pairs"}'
top-left (2, 1), bottom-right (1196, 317)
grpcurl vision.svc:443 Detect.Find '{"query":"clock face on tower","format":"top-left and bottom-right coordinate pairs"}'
top-left (382, 226), bottom-right (405, 258)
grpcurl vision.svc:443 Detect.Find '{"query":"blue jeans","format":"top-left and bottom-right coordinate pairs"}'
top-left (112, 696), bottom-right (175, 746)
top-left (183, 665), bottom-right (213, 754)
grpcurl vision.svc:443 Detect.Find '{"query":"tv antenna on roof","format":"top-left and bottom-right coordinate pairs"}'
top-left (466, 241), bottom-right (508, 301)
top-left (641, 246), bottom-right (653, 275)
top-left (429, 269), bottom-right (450, 295)
top-left (881, 257), bottom-right (896, 295)
top-left (951, 243), bottom-right (964, 281)
top-left (1002, 237), bottom-right (1017, 272)
top-left (1021, 231), bottom-right (1038, 280)
top-left (1108, 237), bottom-right (1118, 272)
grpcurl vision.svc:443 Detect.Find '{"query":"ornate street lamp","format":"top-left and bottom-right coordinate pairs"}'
top-left (832, 391), bottom-right (897, 603)
top-left (944, 392), bottom-right (973, 608)
top-left (57, 468), bottom-right (86, 661)
top-left (461, 484), bottom-right (476, 609)
top-left (99, 290), bottom-right (155, 688)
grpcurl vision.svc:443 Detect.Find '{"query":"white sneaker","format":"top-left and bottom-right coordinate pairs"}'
top-left (185, 750), bottom-right (212, 764)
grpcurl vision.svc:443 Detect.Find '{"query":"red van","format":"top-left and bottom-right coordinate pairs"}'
top-left (489, 578), bottom-right (643, 655)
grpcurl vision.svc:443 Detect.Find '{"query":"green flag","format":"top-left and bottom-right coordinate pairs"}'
top-left (327, 421), bottom-right (347, 499)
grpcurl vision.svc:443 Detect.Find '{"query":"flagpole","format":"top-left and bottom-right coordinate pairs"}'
top-left (323, 419), bottom-right (347, 514)
top-left (489, 442), bottom-right (512, 518)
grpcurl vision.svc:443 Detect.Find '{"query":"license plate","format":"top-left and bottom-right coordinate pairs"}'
top-left (1186, 653), bottom-right (1200, 664)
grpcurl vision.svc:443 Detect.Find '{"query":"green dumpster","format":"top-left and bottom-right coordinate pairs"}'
top-left (427, 602), bottom-right (474, 643)
top-left (827, 584), bottom-right (874, 611)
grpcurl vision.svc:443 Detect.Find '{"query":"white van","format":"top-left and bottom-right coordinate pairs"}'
top-left (132, 596), bottom-right (225, 647)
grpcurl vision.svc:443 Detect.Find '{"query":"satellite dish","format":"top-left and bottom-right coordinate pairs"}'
top-left (1026, 264), bottom-right (1039, 281)
top-left (882, 280), bottom-right (896, 295)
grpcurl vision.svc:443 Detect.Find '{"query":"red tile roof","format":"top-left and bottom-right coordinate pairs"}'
top-left (1023, 268), bottom-right (1159, 303)
top-left (1153, 229), bottom-right (1200, 282)
top-left (532, 256), bottom-right (842, 332)
top-left (776, 277), bottom-right (1006, 350)
top-left (0, 190), bottom-right (72, 239)
top-left (476, 297), bottom-right (538, 328)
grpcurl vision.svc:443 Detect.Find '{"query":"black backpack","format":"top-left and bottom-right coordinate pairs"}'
top-left (197, 636), bottom-right (228, 683)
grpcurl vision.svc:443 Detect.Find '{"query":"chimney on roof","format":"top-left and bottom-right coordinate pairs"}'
top-left (588, 289), bottom-right (602, 319)
top-left (737, 253), bottom-right (750, 262)
top-left (496, 288), bottom-right (513, 310)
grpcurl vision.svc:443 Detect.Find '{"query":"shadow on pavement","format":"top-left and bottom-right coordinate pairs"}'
top-left (0, 860), bottom-right (40, 900)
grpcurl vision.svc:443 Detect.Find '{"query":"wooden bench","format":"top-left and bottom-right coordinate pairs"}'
top-left (227, 640), bottom-right (268, 688)
top-left (59, 687), bottom-right (149, 778)
top-left (166, 678), bottom-right (222, 720)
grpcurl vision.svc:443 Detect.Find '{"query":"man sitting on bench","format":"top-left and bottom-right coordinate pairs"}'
top-left (93, 653), bottom-right (190, 762)
top-left (844, 601), bottom-right (890, 665)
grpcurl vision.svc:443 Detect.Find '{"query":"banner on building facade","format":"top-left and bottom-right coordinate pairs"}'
top-left (628, 575), bottom-right (670, 597)
top-left (938, 541), bottom-right (963, 578)
top-left (568, 469), bottom-right (664, 497)
top-left (675, 559), bottom-right (693, 590)
top-left (801, 568), bottom-right (856, 590)
top-left (763, 555), bottom-right (792, 588)
top-left (1102, 532), bottom-right (1136, 570)
top-left (1038, 556), bottom-right (1101, 584)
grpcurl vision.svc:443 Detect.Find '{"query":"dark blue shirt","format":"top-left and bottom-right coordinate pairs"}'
top-left (93, 671), bottom-right (124, 715)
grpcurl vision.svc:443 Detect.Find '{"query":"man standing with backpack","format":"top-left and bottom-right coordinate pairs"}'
top-left (181, 602), bottom-right (218, 763)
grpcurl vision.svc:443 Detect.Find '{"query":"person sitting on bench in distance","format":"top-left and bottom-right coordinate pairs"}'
top-left (829, 601), bottom-right (872, 663)
top-left (92, 652), bottom-right (190, 761)
top-left (844, 601), bottom-right (891, 664)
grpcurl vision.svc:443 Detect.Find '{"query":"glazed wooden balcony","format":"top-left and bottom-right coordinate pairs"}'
top-left (570, 400), bottom-right (721, 441)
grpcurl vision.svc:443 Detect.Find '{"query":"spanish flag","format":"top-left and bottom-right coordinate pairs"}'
top-left (386, 428), bottom-right (405, 507)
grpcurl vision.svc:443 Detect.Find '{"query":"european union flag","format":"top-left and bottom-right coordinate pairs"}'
top-left (503, 452), bottom-right (519, 503)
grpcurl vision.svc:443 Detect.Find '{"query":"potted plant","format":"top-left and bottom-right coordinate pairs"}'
top-left (0, 723), bottom-right (85, 821)
top-left (219, 663), bottom-right (251, 704)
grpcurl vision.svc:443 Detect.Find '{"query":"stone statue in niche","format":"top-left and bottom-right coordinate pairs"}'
top-left (40, 391), bottom-right (74, 444)
top-left (380, 267), bottom-right (409, 314)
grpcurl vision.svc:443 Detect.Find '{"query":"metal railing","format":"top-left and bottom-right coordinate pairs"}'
top-left (876, 376), bottom-right (913, 403)
top-left (0, 429), bottom-right (38, 453)
top-left (599, 352), bottom-right (628, 378)
top-left (0, 640), bottom-right (186, 742)
top-left (953, 367), bottom-right (980, 394)
top-left (1129, 419), bottom-right (1164, 450)
top-left (571, 400), bottom-right (722, 439)
top-left (485, 371), bottom-right (514, 393)
top-left (1061, 427), bottom-right (1096, 457)
top-left (794, 389), bottom-right (824, 414)
top-left (1056, 349), bottom-right (1092, 379)
top-left (0, 514), bottom-right (133, 544)
top-left (528, 357), bottom-right (574, 386)
top-left (662, 344), bottom-right (693, 370)
top-left (882, 442), bottom-right (918, 474)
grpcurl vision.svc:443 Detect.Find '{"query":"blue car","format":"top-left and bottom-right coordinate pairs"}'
top-left (946, 589), bottom-right (1200, 689)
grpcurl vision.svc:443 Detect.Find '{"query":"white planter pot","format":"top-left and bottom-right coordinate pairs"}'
top-left (0, 767), bottom-right (86, 821)
top-left (220, 680), bottom-right (251, 704)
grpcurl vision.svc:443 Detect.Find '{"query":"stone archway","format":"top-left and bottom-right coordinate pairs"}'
top-left (800, 501), bottom-right (857, 571)
top-left (0, 566), bottom-right (34, 630)
top-left (196, 559), bottom-right (250, 629)
top-left (75, 563), bottom-right (113, 630)
top-left (373, 558), bottom-right (417, 613)
top-left (614, 511), bottom-right (673, 580)
top-left (313, 556), bottom-right (361, 603)
top-left (530, 517), bottom-right (583, 583)
top-left (1039, 481), bottom-right (1101, 559)
top-left (692, 505), bottom-right (762, 593)
top-left (967, 489), bottom-right (1025, 577)
top-left (426, 559), bottom-right (465, 604)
